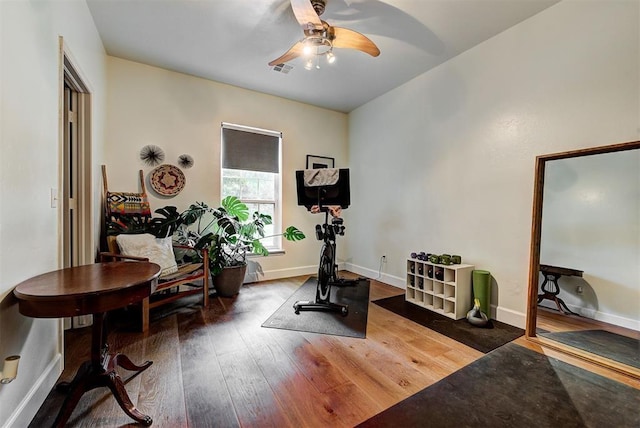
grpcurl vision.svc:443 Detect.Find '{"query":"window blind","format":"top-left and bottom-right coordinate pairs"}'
top-left (222, 126), bottom-right (280, 173)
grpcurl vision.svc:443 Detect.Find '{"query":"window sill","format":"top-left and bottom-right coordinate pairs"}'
top-left (248, 249), bottom-right (285, 258)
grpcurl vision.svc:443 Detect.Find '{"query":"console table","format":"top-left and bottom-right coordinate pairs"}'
top-left (538, 264), bottom-right (583, 315)
top-left (14, 262), bottom-right (161, 427)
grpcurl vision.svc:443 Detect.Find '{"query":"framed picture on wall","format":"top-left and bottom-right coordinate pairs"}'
top-left (306, 155), bottom-right (335, 169)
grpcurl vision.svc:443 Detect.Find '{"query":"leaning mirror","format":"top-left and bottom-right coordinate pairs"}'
top-left (526, 140), bottom-right (640, 379)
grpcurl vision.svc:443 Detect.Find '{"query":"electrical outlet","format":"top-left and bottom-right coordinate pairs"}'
top-left (382, 255), bottom-right (387, 262)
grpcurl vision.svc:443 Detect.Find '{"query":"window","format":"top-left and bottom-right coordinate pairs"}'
top-left (221, 123), bottom-right (282, 250)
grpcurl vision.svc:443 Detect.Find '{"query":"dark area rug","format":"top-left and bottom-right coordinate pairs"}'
top-left (358, 342), bottom-right (640, 428)
top-left (262, 277), bottom-right (370, 338)
top-left (372, 294), bottom-right (523, 353)
top-left (540, 329), bottom-right (640, 369)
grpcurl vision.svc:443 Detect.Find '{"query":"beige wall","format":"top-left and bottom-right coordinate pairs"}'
top-left (347, 0), bottom-right (639, 327)
top-left (105, 57), bottom-right (349, 279)
top-left (0, 1), bottom-right (107, 426)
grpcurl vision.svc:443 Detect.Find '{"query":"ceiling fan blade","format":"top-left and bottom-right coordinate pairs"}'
top-left (332, 26), bottom-right (380, 57)
top-left (268, 42), bottom-right (305, 66)
top-left (290, 0), bottom-right (323, 30)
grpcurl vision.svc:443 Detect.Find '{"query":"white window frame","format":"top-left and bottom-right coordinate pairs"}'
top-left (220, 122), bottom-right (283, 252)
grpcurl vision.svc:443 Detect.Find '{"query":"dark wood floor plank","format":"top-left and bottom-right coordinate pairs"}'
top-left (231, 295), bottom-right (355, 427)
top-left (217, 347), bottom-right (294, 428)
top-left (177, 309), bottom-right (240, 428)
top-left (243, 335), bottom-right (345, 427)
top-left (135, 316), bottom-right (188, 427)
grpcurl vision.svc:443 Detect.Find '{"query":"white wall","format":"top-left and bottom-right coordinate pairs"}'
top-left (347, 0), bottom-right (639, 327)
top-left (105, 57), bottom-right (349, 280)
top-left (0, 1), bottom-right (106, 426)
top-left (540, 149), bottom-right (640, 329)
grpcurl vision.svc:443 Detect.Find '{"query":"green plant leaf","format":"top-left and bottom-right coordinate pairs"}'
top-left (182, 202), bottom-right (209, 225)
top-left (194, 232), bottom-right (216, 250)
top-left (147, 206), bottom-right (183, 238)
top-left (240, 223), bottom-right (258, 239)
top-left (221, 196), bottom-right (249, 222)
top-left (251, 240), bottom-right (269, 256)
top-left (217, 216), bottom-right (238, 237)
top-left (283, 226), bottom-right (306, 241)
top-left (253, 212), bottom-right (273, 226)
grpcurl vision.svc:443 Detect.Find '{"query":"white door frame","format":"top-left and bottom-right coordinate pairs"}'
top-left (58, 37), bottom-right (93, 269)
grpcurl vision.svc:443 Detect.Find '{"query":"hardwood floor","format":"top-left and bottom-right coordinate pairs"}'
top-left (30, 273), bottom-right (639, 427)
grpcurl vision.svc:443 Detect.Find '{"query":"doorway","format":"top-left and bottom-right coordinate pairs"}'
top-left (61, 50), bottom-right (93, 327)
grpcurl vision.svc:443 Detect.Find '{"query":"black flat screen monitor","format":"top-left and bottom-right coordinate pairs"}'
top-left (296, 169), bottom-right (350, 209)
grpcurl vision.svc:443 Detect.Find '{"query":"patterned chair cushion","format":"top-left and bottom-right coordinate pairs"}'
top-left (106, 191), bottom-right (152, 234)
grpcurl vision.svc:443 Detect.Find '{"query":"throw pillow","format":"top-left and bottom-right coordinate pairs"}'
top-left (115, 233), bottom-right (178, 276)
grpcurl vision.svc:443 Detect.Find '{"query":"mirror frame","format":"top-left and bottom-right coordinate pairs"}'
top-left (526, 139), bottom-right (640, 379)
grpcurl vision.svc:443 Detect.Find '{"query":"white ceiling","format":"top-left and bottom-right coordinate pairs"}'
top-left (87, 0), bottom-right (559, 113)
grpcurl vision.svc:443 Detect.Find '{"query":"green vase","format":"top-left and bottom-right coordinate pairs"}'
top-left (472, 270), bottom-right (491, 318)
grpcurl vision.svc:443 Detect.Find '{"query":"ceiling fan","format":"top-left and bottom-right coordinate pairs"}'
top-left (268, 0), bottom-right (380, 68)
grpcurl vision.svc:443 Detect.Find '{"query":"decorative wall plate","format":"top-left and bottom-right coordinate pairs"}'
top-left (150, 164), bottom-right (186, 196)
top-left (140, 145), bottom-right (165, 166)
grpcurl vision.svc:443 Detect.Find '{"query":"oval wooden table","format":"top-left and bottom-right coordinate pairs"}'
top-left (14, 262), bottom-right (161, 427)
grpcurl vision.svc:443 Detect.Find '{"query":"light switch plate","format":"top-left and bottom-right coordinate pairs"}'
top-left (50, 188), bottom-right (58, 208)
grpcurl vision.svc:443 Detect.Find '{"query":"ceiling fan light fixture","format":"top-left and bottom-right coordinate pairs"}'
top-left (300, 35), bottom-right (334, 70)
top-left (268, 0), bottom-right (379, 68)
top-left (302, 36), bottom-right (332, 54)
top-left (303, 44), bottom-right (313, 56)
top-left (304, 58), bottom-right (314, 70)
top-left (326, 50), bottom-right (335, 64)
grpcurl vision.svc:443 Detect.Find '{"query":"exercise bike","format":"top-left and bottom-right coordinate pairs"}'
top-left (293, 208), bottom-right (357, 315)
top-left (293, 168), bottom-right (359, 316)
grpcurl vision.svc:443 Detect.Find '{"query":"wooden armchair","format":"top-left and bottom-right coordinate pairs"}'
top-left (101, 166), bottom-right (209, 332)
top-left (100, 236), bottom-right (209, 332)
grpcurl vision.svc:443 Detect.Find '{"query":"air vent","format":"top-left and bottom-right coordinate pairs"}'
top-left (272, 63), bottom-right (293, 74)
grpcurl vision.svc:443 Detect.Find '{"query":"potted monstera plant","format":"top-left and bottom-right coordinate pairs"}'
top-left (151, 196), bottom-right (305, 297)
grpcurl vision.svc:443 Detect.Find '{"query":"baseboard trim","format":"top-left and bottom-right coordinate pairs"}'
top-left (3, 353), bottom-right (62, 428)
top-left (494, 305), bottom-right (526, 329)
top-left (246, 262), bottom-right (407, 289)
top-left (244, 264), bottom-right (318, 283)
top-left (344, 263), bottom-right (405, 289)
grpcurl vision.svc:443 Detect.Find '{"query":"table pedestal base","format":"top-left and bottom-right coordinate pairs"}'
top-left (52, 313), bottom-right (153, 427)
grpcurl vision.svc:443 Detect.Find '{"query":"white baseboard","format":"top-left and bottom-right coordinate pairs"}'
top-left (244, 264), bottom-right (318, 283)
top-left (246, 262), bottom-right (407, 289)
top-left (539, 301), bottom-right (639, 330)
top-left (3, 353), bottom-right (62, 428)
top-left (494, 305), bottom-right (526, 329)
top-left (344, 263), bottom-right (405, 289)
